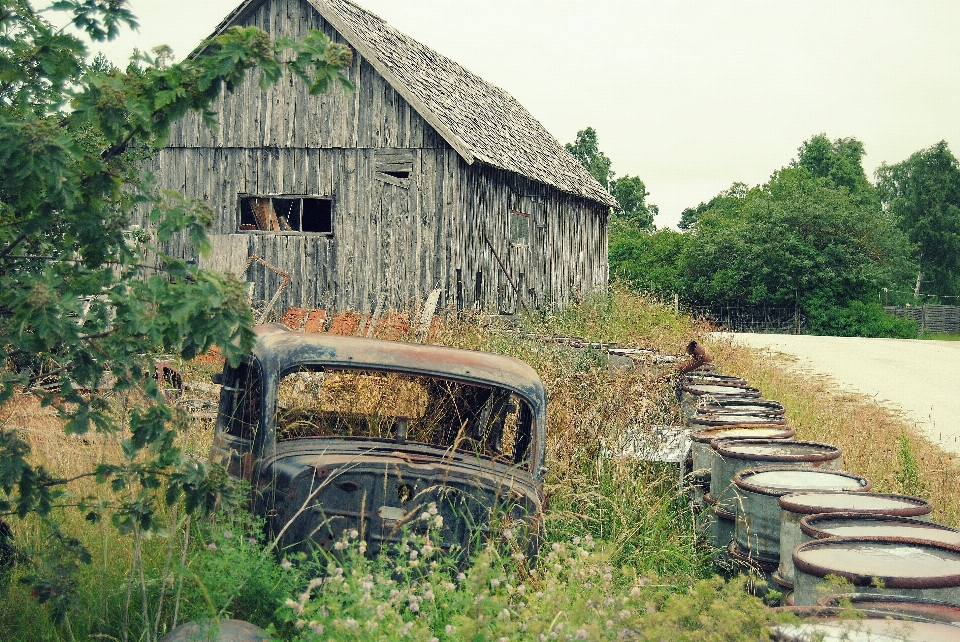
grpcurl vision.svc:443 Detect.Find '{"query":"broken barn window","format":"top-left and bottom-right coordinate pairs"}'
top-left (510, 209), bottom-right (530, 246)
top-left (374, 148), bottom-right (414, 188)
top-left (238, 195), bottom-right (333, 234)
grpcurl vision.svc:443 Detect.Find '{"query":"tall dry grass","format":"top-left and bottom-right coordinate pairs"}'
top-left (709, 337), bottom-right (960, 528)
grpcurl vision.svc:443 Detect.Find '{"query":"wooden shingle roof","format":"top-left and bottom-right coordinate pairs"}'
top-left (204, 0), bottom-right (618, 208)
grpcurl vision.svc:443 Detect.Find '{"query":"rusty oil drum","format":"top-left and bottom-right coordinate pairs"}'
top-left (703, 493), bottom-right (736, 549)
top-left (691, 411), bottom-right (787, 427)
top-left (698, 398), bottom-right (786, 416)
top-left (690, 426), bottom-right (796, 485)
top-left (770, 605), bottom-right (960, 641)
top-left (710, 440), bottom-right (842, 517)
top-left (775, 493), bottom-right (934, 589)
top-left (793, 537), bottom-right (960, 607)
top-left (731, 466), bottom-right (870, 567)
top-left (816, 593), bottom-right (960, 624)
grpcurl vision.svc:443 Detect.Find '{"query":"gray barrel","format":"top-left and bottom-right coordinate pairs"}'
top-left (802, 512), bottom-right (960, 544)
top-left (770, 605), bottom-right (960, 641)
top-left (682, 373), bottom-right (750, 387)
top-left (682, 382), bottom-right (762, 398)
top-left (703, 493), bottom-right (736, 548)
top-left (777, 493), bottom-right (934, 588)
top-left (711, 441), bottom-right (842, 516)
top-left (690, 426), bottom-right (796, 485)
top-left (732, 467), bottom-right (870, 566)
top-left (691, 411), bottom-right (787, 427)
top-left (699, 398), bottom-right (786, 416)
top-left (793, 537), bottom-right (960, 607)
top-left (816, 593), bottom-right (960, 624)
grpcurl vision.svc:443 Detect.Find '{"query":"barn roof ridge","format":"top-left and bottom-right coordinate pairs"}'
top-left (200, 0), bottom-right (618, 208)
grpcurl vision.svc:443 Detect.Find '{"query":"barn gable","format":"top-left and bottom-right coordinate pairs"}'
top-left (198, 0), bottom-right (615, 208)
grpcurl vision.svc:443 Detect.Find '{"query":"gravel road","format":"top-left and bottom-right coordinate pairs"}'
top-left (714, 333), bottom-right (960, 456)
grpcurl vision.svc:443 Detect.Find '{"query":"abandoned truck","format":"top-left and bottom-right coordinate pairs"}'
top-left (210, 323), bottom-right (546, 556)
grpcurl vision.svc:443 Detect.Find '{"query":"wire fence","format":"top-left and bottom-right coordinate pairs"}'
top-left (690, 306), bottom-right (806, 334)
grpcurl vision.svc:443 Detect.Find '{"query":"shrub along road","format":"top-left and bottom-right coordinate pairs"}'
top-left (716, 333), bottom-right (960, 457)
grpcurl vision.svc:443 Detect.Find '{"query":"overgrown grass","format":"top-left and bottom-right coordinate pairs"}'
top-left (5, 288), bottom-right (955, 640)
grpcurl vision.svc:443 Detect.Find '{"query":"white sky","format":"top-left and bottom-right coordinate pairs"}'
top-left (56, 0), bottom-right (960, 228)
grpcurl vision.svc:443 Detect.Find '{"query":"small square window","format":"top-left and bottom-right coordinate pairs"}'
top-left (510, 209), bottom-right (530, 246)
top-left (239, 196), bottom-right (333, 234)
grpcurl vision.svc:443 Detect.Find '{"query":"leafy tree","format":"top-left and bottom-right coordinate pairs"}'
top-left (678, 182), bottom-right (749, 230)
top-left (876, 141), bottom-right (960, 299)
top-left (565, 126), bottom-right (612, 187)
top-left (0, 0), bottom-right (351, 615)
top-left (610, 175), bottom-right (657, 231)
top-left (609, 224), bottom-right (687, 298)
top-left (680, 165), bottom-right (912, 334)
top-left (795, 133), bottom-right (875, 199)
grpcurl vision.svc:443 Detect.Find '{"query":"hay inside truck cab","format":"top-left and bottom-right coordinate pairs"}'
top-left (210, 324), bottom-right (546, 556)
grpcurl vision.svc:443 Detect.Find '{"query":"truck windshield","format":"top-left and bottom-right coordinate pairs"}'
top-left (275, 366), bottom-right (532, 466)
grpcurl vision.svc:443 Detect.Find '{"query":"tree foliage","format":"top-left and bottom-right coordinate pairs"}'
top-left (0, 0), bottom-right (351, 610)
top-left (612, 135), bottom-right (915, 337)
top-left (565, 126), bottom-right (612, 188)
top-left (876, 140), bottom-right (960, 299)
top-left (565, 127), bottom-right (657, 230)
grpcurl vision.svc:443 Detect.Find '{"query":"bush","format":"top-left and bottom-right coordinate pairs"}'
top-left (808, 300), bottom-right (917, 338)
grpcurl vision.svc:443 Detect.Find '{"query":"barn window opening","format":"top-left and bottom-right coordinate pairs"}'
top-left (510, 209), bottom-right (530, 246)
top-left (239, 196), bottom-right (333, 234)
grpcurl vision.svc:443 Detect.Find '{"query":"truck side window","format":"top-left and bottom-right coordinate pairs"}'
top-left (224, 360), bottom-right (262, 441)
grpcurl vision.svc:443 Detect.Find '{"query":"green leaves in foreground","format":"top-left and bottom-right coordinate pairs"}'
top-left (0, 0), bottom-right (351, 615)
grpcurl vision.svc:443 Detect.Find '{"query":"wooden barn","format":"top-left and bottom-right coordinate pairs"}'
top-left (143, 0), bottom-right (616, 315)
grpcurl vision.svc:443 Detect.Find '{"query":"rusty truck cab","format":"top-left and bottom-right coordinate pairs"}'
top-left (211, 324), bottom-right (546, 556)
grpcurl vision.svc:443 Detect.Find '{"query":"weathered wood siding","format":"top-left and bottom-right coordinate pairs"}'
top-left (142, 0), bottom-right (607, 314)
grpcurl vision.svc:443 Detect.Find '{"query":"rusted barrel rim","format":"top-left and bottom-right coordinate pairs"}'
top-left (799, 511), bottom-right (955, 540)
top-left (683, 373), bottom-right (750, 386)
top-left (704, 493), bottom-right (736, 520)
top-left (691, 412), bottom-right (787, 427)
top-left (691, 426), bottom-right (796, 444)
top-left (782, 493), bottom-right (932, 519)
top-left (771, 603), bottom-right (960, 626)
top-left (700, 399), bottom-right (786, 414)
top-left (815, 593), bottom-right (960, 624)
top-left (728, 541), bottom-right (779, 573)
top-left (713, 439), bottom-right (841, 463)
top-left (770, 570), bottom-right (793, 590)
top-left (733, 465), bottom-right (871, 498)
top-left (793, 536), bottom-right (960, 589)
top-left (817, 592), bottom-right (960, 610)
top-left (681, 383), bottom-right (762, 397)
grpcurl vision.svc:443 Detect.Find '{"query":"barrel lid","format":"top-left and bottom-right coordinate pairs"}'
top-left (793, 537), bottom-right (960, 588)
top-left (816, 593), bottom-right (960, 624)
top-left (683, 373), bottom-right (749, 386)
top-left (691, 412), bottom-right (787, 426)
top-left (734, 466), bottom-right (870, 496)
top-left (714, 439), bottom-right (840, 462)
top-left (781, 492), bottom-right (932, 517)
top-left (681, 383), bottom-right (762, 397)
top-left (800, 513), bottom-right (960, 545)
top-left (700, 399), bottom-right (785, 414)
top-left (691, 426), bottom-right (795, 444)
top-left (770, 613), bottom-right (960, 642)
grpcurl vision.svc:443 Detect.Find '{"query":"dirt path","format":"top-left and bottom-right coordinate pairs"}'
top-left (714, 333), bottom-right (960, 456)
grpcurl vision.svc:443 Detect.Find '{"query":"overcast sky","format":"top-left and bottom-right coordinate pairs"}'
top-left (59, 0), bottom-right (960, 228)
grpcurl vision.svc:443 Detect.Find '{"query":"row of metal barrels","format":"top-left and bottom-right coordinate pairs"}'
top-left (681, 373), bottom-right (960, 641)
